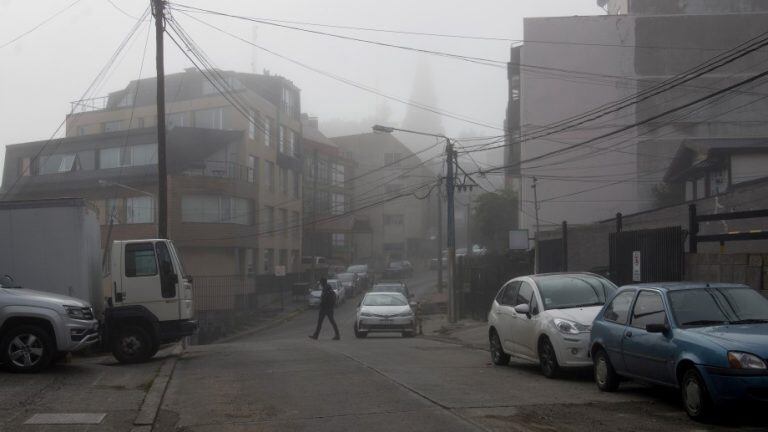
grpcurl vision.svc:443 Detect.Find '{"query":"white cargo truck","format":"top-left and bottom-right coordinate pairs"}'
top-left (0, 198), bottom-right (196, 365)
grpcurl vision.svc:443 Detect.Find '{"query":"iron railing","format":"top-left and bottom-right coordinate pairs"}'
top-left (183, 161), bottom-right (255, 183)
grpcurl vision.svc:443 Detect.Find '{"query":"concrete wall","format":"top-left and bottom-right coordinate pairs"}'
top-left (628, 0), bottom-right (768, 15)
top-left (686, 253), bottom-right (767, 290)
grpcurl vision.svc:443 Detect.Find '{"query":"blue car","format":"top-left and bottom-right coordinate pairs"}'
top-left (589, 283), bottom-right (768, 421)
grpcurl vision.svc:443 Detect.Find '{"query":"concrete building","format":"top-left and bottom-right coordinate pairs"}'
top-left (301, 115), bottom-right (358, 265)
top-left (513, 0), bottom-right (768, 236)
top-left (331, 132), bottom-right (437, 268)
top-left (3, 68), bottom-right (304, 276)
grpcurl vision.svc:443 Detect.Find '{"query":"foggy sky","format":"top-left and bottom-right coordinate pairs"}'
top-left (0, 0), bottom-right (603, 176)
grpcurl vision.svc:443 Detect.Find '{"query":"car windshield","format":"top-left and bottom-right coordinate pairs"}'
top-left (337, 273), bottom-right (355, 281)
top-left (669, 287), bottom-right (768, 327)
top-left (537, 275), bottom-right (617, 310)
top-left (347, 265), bottom-right (367, 273)
top-left (371, 285), bottom-right (406, 294)
top-left (362, 293), bottom-right (408, 306)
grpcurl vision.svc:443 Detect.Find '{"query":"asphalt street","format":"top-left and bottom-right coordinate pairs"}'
top-left (154, 271), bottom-right (768, 432)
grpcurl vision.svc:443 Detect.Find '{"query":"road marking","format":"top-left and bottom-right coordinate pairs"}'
top-left (24, 413), bottom-right (106, 425)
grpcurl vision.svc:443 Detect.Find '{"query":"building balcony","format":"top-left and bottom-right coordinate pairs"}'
top-left (182, 161), bottom-right (255, 184)
top-left (70, 96), bottom-right (110, 114)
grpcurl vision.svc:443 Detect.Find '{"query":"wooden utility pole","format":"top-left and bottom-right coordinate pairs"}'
top-left (532, 177), bottom-right (541, 273)
top-left (152, 0), bottom-right (168, 239)
top-left (436, 177), bottom-right (443, 293)
top-left (446, 140), bottom-right (457, 323)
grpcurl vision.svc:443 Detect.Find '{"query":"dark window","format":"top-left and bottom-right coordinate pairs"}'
top-left (630, 291), bottom-right (667, 329)
top-left (604, 291), bottom-right (635, 324)
top-left (125, 243), bottom-right (157, 277)
top-left (156, 242), bottom-right (176, 298)
top-left (499, 281), bottom-right (521, 306)
top-left (516, 281), bottom-right (534, 306)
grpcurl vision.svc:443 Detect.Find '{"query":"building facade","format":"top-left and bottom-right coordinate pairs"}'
top-left (514, 1), bottom-right (768, 235)
top-left (332, 132), bottom-right (436, 269)
top-left (3, 69), bottom-right (304, 276)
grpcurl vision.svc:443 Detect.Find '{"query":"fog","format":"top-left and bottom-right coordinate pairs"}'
top-left (0, 0), bottom-right (602, 174)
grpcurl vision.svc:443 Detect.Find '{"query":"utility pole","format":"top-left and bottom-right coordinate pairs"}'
top-left (152, 0), bottom-right (168, 239)
top-left (465, 189), bottom-right (472, 255)
top-left (446, 139), bottom-right (457, 323)
top-left (310, 149), bottom-right (319, 280)
top-left (532, 176), bottom-right (541, 274)
top-left (436, 177), bottom-right (443, 293)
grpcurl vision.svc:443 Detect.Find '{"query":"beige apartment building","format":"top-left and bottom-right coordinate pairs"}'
top-left (37, 68), bottom-right (304, 276)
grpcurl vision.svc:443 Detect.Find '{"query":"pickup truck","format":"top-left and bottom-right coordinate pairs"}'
top-left (0, 275), bottom-right (100, 373)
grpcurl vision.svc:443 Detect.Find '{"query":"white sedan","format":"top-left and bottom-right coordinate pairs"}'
top-left (487, 273), bottom-right (617, 378)
top-left (354, 292), bottom-right (416, 338)
top-left (307, 279), bottom-right (345, 307)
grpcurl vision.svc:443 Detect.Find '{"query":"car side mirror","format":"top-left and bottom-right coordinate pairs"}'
top-left (646, 323), bottom-right (669, 334)
top-left (514, 304), bottom-right (530, 316)
top-left (0, 274), bottom-right (14, 288)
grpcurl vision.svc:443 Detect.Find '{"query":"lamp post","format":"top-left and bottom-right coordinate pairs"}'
top-left (373, 125), bottom-right (458, 323)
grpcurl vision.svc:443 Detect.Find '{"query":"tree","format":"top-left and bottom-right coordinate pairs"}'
top-left (470, 188), bottom-right (518, 253)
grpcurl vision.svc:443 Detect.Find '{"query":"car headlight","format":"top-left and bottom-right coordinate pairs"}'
top-left (63, 305), bottom-right (87, 320)
top-left (360, 312), bottom-right (374, 317)
top-left (393, 311), bottom-right (414, 318)
top-left (728, 351), bottom-right (767, 369)
top-left (553, 318), bottom-right (590, 335)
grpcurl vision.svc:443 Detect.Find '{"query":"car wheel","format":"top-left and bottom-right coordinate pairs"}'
top-left (112, 326), bottom-right (153, 364)
top-left (681, 367), bottom-right (713, 421)
top-left (0, 325), bottom-right (54, 373)
top-left (538, 337), bottom-right (561, 378)
top-left (353, 322), bottom-right (367, 339)
top-left (593, 348), bottom-right (620, 392)
top-left (489, 330), bottom-right (510, 366)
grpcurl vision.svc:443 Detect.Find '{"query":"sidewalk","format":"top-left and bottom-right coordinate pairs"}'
top-left (419, 313), bottom-right (489, 351)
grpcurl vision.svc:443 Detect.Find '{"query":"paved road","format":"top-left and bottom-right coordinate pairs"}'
top-left (157, 271), bottom-right (767, 432)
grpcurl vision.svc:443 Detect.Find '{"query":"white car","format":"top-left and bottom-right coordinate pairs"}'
top-left (354, 292), bottom-right (416, 338)
top-left (487, 273), bottom-right (617, 378)
top-left (307, 279), bottom-right (345, 307)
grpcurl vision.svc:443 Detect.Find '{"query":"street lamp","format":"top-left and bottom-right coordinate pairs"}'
top-left (372, 124), bottom-right (459, 323)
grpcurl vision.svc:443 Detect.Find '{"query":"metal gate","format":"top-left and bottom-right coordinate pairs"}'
top-left (539, 238), bottom-right (564, 273)
top-left (609, 226), bottom-right (684, 286)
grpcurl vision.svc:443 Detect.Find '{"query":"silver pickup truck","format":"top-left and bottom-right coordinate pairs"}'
top-left (0, 275), bottom-right (99, 373)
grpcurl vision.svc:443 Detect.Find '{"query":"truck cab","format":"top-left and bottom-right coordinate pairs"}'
top-left (105, 239), bottom-right (196, 363)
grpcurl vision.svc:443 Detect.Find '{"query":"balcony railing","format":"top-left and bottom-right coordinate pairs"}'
top-left (70, 96), bottom-right (110, 114)
top-left (182, 160), bottom-right (255, 183)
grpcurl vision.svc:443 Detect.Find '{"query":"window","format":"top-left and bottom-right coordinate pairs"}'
top-left (104, 198), bottom-right (122, 224)
top-left (279, 249), bottom-right (288, 266)
top-left (131, 143), bottom-right (156, 166)
top-left (332, 164), bottom-right (345, 186)
top-left (181, 195), bottom-right (251, 225)
top-left (125, 243), bottom-right (157, 277)
top-left (603, 291), bottom-right (635, 324)
top-left (38, 154), bottom-right (80, 174)
top-left (293, 171), bottom-right (300, 198)
top-left (279, 125), bottom-right (288, 154)
top-left (384, 152), bottom-right (403, 167)
top-left (103, 120), bottom-right (122, 133)
top-left (281, 87), bottom-right (298, 119)
top-left (244, 248), bottom-right (255, 275)
top-left (537, 275), bottom-right (617, 310)
top-left (279, 209), bottom-right (288, 231)
top-left (696, 176), bottom-right (706, 200)
top-left (166, 112), bottom-right (186, 128)
top-left (194, 107), bottom-right (224, 129)
top-left (280, 167), bottom-right (288, 195)
top-left (263, 117), bottom-right (272, 147)
top-left (332, 233), bottom-right (346, 247)
top-left (126, 196), bottom-right (154, 224)
top-left (318, 159), bottom-right (329, 184)
top-left (291, 130), bottom-right (300, 156)
top-left (264, 206), bottom-right (275, 232)
top-left (99, 144), bottom-right (157, 169)
top-left (499, 281), bottom-right (521, 306)
top-left (19, 157), bottom-right (31, 177)
top-left (248, 110), bottom-right (257, 140)
top-left (383, 214), bottom-right (404, 226)
top-left (515, 281), bottom-right (534, 306)
top-left (332, 194), bottom-right (346, 215)
top-left (292, 211), bottom-right (300, 234)
top-left (709, 168), bottom-right (728, 196)
top-left (630, 291), bottom-right (667, 329)
top-left (265, 161), bottom-right (275, 192)
top-left (248, 156), bottom-right (258, 183)
top-left (155, 242), bottom-right (176, 299)
top-left (117, 92), bottom-right (134, 108)
top-left (263, 248), bottom-right (275, 272)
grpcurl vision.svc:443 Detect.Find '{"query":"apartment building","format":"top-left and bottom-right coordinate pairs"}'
top-left (2, 69), bottom-right (303, 276)
top-left (332, 132), bottom-right (435, 268)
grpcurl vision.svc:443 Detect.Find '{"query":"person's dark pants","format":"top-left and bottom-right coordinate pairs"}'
top-left (313, 309), bottom-right (339, 337)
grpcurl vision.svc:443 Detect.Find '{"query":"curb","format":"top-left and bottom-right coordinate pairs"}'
top-left (131, 343), bottom-right (184, 430)
top-left (215, 306), bottom-right (307, 344)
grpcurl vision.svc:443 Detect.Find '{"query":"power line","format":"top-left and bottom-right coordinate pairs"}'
top-left (0, 0), bottom-right (86, 49)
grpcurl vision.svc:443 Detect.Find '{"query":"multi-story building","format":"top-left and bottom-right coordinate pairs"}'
top-left (332, 132), bottom-right (436, 268)
top-left (301, 115), bottom-right (357, 264)
top-left (2, 69), bottom-right (304, 276)
top-left (513, 0), bottom-right (768, 234)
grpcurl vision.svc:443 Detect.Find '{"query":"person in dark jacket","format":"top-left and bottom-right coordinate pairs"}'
top-left (309, 277), bottom-right (340, 340)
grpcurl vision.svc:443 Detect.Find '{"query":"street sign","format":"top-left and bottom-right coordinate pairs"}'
top-left (274, 265), bottom-right (286, 277)
top-left (509, 229), bottom-right (529, 250)
top-left (632, 251), bottom-right (641, 282)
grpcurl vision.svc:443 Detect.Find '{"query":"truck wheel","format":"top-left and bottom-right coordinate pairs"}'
top-left (1, 325), bottom-right (54, 373)
top-left (112, 326), bottom-right (153, 364)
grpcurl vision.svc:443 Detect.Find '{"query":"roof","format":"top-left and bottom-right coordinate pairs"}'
top-left (665, 138), bottom-right (768, 182)
top-left (619, 282), bottom-right (750, 291)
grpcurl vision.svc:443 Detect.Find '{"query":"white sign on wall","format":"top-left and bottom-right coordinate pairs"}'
top-left (632, 251), bottom-right (641, 282)
top-left (274, 265), bottom-right (286, 277)
top-left (509, 230), bottom-right (529, 250)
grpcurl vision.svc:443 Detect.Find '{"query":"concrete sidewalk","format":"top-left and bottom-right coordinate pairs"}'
top-left (419, 313), bottom-right (489, 352)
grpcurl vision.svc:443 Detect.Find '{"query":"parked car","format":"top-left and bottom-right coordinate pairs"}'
top-left (336, 272), bottom-right (358, 298)
top-left (354, 292), bottom-right (416, 338)
top-left (307, 279), bottom-right (345, 307)
top-left (384, 261), bottom-right (413, 279)
top-left (370, 282), bottom-right (413, 300)
top-left (346, 264), bottom-right (371, 290)
top-left (590, 282), bottom-right (768, 421)
top-left (0, 274), bottom-right (100, 373)
top-left (487, 272), bottom-right (617, 378)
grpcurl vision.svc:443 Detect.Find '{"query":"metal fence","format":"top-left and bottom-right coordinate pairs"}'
top-left (191, 272), bottom-right (306, 313)
top-left (455, 253), bottom-right (533, 321)
top-left (609, 226), bottom-right (685, 286)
